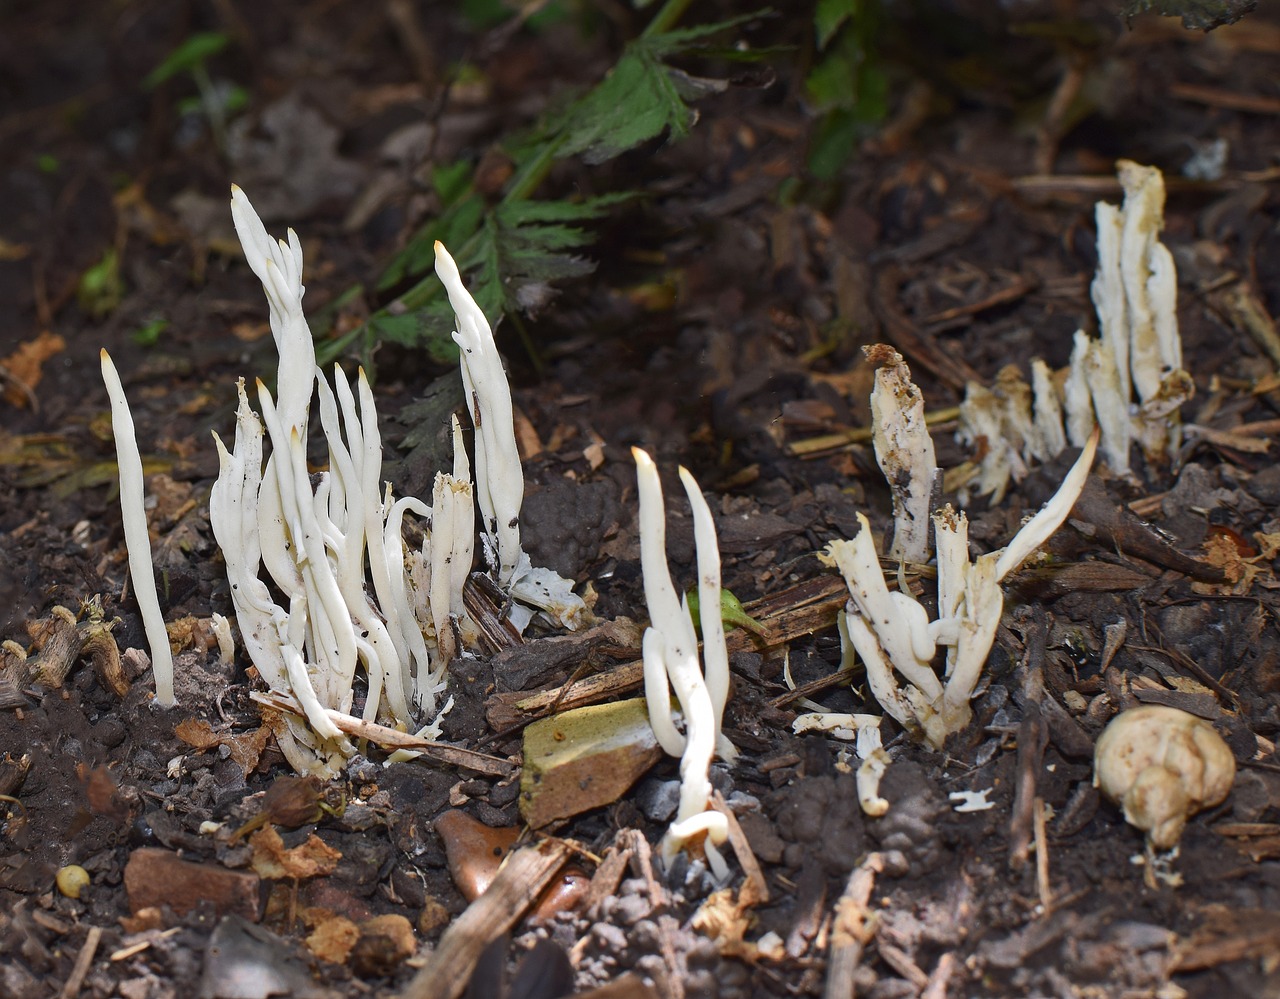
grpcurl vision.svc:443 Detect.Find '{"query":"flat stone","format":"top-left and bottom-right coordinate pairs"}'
top-left (124, 847), bottom-right (261, 921)
top-left (520, 697), bottom-right (662, 828)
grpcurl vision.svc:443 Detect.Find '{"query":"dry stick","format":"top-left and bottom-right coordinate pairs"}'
top-left (787, 407), bottom-right (961, 458)
top-left (516, 576), bottom-right (850, 717)
top-left (920, 952), bottom-right (957, 999)
top-left (398, 839), bottom-right (572, 999)
top-left (1207, 283), bottom-right (1280, 369)
top-left (872, 265), bottom-right (985, 392)
top-left (28, 607), bottom-right (81, 688)
top-left (59, 925), bottom-right (102, 999)
top-left (1170, 81), bottom-right (1280, 115)
top-left (1009, 616), bottom-right (1049, 871)
top-left (250, 691), bottom-right (517, 778)
top-left (921, 276), bottom-right (1039, 327)
top-left (824, 852), bottom-right (885, 999)
top-left (1034, 796), bottom-right (1052, 913)
top-left (711, 790), bottom-right (769, 906)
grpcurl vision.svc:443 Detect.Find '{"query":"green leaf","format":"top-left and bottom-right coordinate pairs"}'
top-left (815, 0), bottom-right (856, 49)
top-left (368, 312), bottom-right (459, 365)
top-left (460, 0), bottom-right (510, 29)
top-left (131, 319), bottom-right (169, 347)
top-left (1118, 0), bottom-right (1254, 30)
top-left (78, 249), bottom-right (123, 319)
top-left (556, 50), bottom-right (695, 164)
top-left (555, 11), bottom-right (764, 164)
top-left (144, 31), bottom-right (232, 88)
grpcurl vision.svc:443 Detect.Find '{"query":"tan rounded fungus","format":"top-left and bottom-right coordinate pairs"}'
top-left (1093, 704), bottom-right (1235, 850)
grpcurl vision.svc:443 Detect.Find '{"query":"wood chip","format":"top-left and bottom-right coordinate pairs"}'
top-left (398, 839), bottom-right (572, 999)
top-left (59, 925), bottom-right (101, 999)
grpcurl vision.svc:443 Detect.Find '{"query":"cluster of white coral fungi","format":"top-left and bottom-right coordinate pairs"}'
top-left (823, 349), bottom-right (1099, 751)
top-left (101, 187), bottom-right (588, 771)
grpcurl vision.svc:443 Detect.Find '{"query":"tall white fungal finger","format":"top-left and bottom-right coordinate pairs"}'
top-left (100, 350), bottom-right (175, 707)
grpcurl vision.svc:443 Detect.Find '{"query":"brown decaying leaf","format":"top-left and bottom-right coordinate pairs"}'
top-left (2, 330), bottom-right (65, 408)
top-left (248, 825), bottom-right (342, 881)
top-left (1191, 533), bottom-right (1270, 595)
top-left (304, 912), bottom-right (360, 964)
top-left (174, 718), bottom-right (272, 777)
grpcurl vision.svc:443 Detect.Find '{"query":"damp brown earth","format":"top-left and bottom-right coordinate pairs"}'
top-left (2, 3), bottom-right (1279, 997)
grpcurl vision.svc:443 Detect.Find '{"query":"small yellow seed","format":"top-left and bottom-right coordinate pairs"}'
top-left (56, 865), bottom-right (90, 899)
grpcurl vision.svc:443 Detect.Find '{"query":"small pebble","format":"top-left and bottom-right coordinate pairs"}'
top-left (635, 778), bottom-right (681, 822)
top-left (591, 922), bottom-right (628, 952)
top-left (631, 919), bottom-right (660, 950)
top-left (611, 893), bottom-right (651, 926)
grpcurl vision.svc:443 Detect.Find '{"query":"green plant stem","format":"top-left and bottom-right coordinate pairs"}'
top-left (643, 0), bottom-right (695, 37)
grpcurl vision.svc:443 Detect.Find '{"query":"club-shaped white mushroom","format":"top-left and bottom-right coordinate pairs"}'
top-left (433, 240), bottom-right (588, 632)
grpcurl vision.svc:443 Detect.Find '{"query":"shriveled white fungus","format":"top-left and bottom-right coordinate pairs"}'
top-left (955, 161), bottom-right (1191, 494)
top-left (1093, 704), bottom-right (1235, 850)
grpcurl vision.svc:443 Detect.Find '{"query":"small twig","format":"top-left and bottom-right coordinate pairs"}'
top-left (788, 407), bottom-right (961, 458)
top-left (1009, 616), bottom-right (1048, 870)
top-left (515, 577), bottom-right (850, 717)
top-left (711, 790), bottom-right (768, 906)
top-left (920, 952), bottom-right (957, 999)
top-left (59, 925), bottom-right (102, 999)
top-left (824, 852), bottom-right (884, 999)
top-left (1171, 81), bottom-right (1280, 115)
top-left (1034, 796), bottom-right (1052, 914)
top-left (397, 840), bottom-right (572, 999)
top-left (921, 275), bottom-right (1039, 328)
top-left (251, 691), bottom-right (517, 778)
top-left (1034, 58), bottom-right (1085, 174)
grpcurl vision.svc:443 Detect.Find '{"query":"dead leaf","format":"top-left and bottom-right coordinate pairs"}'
top-left (249, 825), bottom-right (341, 881)
top-left (174, 718), bottom-right (222, 752)
top-left (304, 911), bottom-right (360, 964)
top-left (691, 887), bottom-right (784, 962)
top-left (1255, 529), bottom-right (1280, 561)
top-left (175, 718), bottom-right (272, 777)
top-left (2, 331), bottom-right (66, 408)
top-left (1192, 533), bottom-right (1268, 595)
top-left (78, 763), bottom-right (129, 822)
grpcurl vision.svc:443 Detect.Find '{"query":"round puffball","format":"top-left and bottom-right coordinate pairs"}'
top-left (1093, 704), bottom-right (1235, 850)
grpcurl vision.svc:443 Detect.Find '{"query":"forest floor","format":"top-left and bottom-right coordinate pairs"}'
top-left (2, 2), bottom-right (1280, 997)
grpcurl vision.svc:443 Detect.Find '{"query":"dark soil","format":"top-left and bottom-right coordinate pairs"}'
top-left (3, 3), bottom-right (1280, 998)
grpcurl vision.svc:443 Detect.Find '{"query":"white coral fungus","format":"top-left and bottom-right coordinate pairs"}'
top-left (956, 161), bottom-right (1190, 497)
top-left (100, 349), bottom-right (176, 707)
top-left (826, 350), bottom-right (1099, 750)
top-left (633, 448), bottom-right (737, 877)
